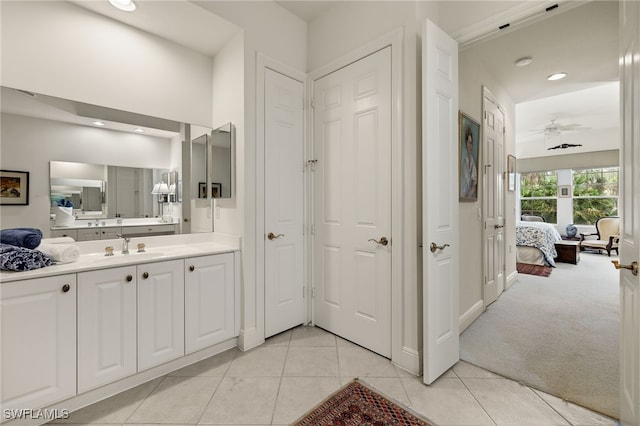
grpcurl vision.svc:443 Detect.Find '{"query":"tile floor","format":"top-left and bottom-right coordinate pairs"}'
top-left (50, 325), bottom-right (617, 426)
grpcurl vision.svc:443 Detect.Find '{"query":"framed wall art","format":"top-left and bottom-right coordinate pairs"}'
top-left (558, 185), bottom-right (571, 198)
top-left (459, 112), bottom-right (480, 202)
top-left (0, 170), bottom-right (29, 205)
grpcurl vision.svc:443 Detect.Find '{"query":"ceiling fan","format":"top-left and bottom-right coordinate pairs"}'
top-left (529, 120), bottom-right (590, 150)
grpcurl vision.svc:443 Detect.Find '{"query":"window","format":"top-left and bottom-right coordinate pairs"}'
top-left (520, 171), bottom-right (558, 223)
top-left (572, 167), bottom-right (619, 225)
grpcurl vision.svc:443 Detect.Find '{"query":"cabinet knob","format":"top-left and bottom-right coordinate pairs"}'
top-left (189, 265), bottom-right (195, 272)
top-left (126, 274), bottom-right (133, 282)
top-left (61, 284), bottom-right (71, 293)
top-left (142, 272), bottom-right (149, 279)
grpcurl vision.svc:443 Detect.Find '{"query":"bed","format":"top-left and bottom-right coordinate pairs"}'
top-left (516, 221), bottom-right (562, 267)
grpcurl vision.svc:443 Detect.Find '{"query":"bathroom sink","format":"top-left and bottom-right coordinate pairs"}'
top-left (79, 250), bottom-right (166, 264)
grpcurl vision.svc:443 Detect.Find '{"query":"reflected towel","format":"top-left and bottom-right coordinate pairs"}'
top-left (41, 237), bottom-right (76, 244)
top-left (36, 243), bottom-right (80, 264)
top-left (0, 243), bottom-right (52, 271)
top-left (0, 228), bottom-right (43, 249)
top-left (54, 206), bottom-right (75, 227)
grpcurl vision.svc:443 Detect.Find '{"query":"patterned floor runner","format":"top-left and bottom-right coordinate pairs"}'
top-left (516, 262), bottom-right (553, 277)
top-left (292, 379), bottom-right (434, 426)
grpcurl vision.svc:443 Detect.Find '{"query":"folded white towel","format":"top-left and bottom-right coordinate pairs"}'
top-left (41, 237), bottom-right (76, 244)
top-left (37, 243), bottom-right (81, 264)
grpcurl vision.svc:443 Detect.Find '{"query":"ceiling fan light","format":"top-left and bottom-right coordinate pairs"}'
top-left (547, 72), bottom-right (567, 81)
top-left (109, 0), bottom-right (136, 12)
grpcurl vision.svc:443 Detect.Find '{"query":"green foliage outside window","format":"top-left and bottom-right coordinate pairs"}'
top-left (520, 172), bottom-right (558, 223)
top-left (572, 168), bottom-right (619, 224)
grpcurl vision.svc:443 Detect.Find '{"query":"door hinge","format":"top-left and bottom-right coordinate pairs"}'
top-left (311, 98), bottom-right (316, 109)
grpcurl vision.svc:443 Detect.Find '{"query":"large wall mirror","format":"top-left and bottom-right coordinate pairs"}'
top-left (50, 160), bottom-right (176, 220)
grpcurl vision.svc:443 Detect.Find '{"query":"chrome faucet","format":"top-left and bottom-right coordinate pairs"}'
top-left (116, 234), bottom-right (130, 254)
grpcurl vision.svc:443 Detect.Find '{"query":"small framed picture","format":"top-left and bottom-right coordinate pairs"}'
top-left (507, 155), bottom-right (516, 192)
top-left (0, 170), bottom-right (29, 205)
top-left (558, 185), bottom-right (571, 198)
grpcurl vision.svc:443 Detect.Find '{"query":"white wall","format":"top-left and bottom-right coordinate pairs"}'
top-left (459, 45), bottom-right (518, 326)
top-left (0, 113), bottom-right (173, 234)
top-left (0, 1), bottom-right (213, 126)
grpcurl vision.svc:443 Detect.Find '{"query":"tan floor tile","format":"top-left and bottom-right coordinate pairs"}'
top-left (453, 361), bottom-right (503, 379)
top-left (462, 378), bottom-right (570, 426)
top-left (337, 346), bottom-right (398, 377)
top-left (271, 377), bottom-right (341, 424)
top-left (402, 376), bottom-right (495, 426)
top-left (263, 330), bottom-right (292, 346)
top-left (289, 325), bottom-right (337, 347)
top-left (361, 377), bottom-right (412, 407)
top-left (225, 346), bottom-right (287, 377)
top-left (126, 376), bottom-right (221, 424)
top-left (283, 346), bottom-right (339, 377)
top-left (199, 377), bottom-right (280, 425)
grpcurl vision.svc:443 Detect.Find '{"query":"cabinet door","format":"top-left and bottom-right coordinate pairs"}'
top-left (77, 266), bottom-right (137, 392)
top-left (50, 229), bottom-right (78, 240)
top-left (77, 228), bottom-right (101, 241)
top-left (137, 259), bottom-right (184, 370)
top-left (185, 253), bottom-right (235, 353)
top-left (100, 227), bottom-right (122, 239)
top-left (1, 275), bottom-right (76, 410)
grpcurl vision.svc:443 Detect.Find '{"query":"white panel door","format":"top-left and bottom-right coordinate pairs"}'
top-left (619, 1), bottom-right (640, 424)
top-left (185, 253), bottom-right (235, 352)
top-left (313, 46), bottom-right (392, 358)
top-left (422, 19), bottom-right (459, 385)
top-left (138, 259), bottom-right (184, 371)
top-left (1, 275), bottom-right (76, 411)
top-left (482, 93), bottom-right (505, 306)
top-left (264, 68), bottom-right (305, 338)
top-left (77, 266), bottom-right (137, 393)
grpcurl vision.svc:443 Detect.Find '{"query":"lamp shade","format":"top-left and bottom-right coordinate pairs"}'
top-left (158, 183), bottom-right (170, 194)
top-left (151, 183), bottom-right (161, 194)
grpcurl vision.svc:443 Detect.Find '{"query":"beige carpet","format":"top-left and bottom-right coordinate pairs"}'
top-left (460, 252), bottom-right (619, 418)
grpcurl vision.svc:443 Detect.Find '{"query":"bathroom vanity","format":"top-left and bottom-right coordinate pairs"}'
top-left (0, 233), bottom-right (240, 426)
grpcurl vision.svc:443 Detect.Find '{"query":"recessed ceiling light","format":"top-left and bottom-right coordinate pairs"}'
top-left (109, 0), bottom-right (136, 12)
top-left (134, 128), bottom-right (145, 133)
top-left (547, 72), bottom-right (567, 81)
top-left (92, 121), bottom-right (105, 126)
top-left (515, 57), bottom-right (533, 67)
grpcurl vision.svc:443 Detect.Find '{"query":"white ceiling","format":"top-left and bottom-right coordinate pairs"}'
top-left (6, 1), bottom-right (618, 157)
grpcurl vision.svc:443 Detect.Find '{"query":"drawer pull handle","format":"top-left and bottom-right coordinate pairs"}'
top-left (126, 274), bottom-right (133, 282)
top-left (62, 284), bottom-right (71, 293)
top-left (189, 265), bottom-right (195, 272)
top-left (142, 272), bottom-right (149, 279)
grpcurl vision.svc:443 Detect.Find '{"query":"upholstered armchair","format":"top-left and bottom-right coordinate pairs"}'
top-left (579, 217), bottom-right (620, 256)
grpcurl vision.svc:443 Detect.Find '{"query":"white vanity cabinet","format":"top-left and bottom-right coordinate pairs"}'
top-left (1, 274), bottom-right (77, 412)
top-left (77, 266), bottom-right (137, 393)
top-left (137, 259), bottom-right (185, 371)
top-left (185, 253), bottom-right (235, 353)
top-left (49, 228), bottom-right (78, 239)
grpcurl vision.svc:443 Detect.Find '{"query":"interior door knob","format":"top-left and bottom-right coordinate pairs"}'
top-left (494, 224), bottom-right (504, 229)
top-left (267, 232), bottom-right (285, 240)
top-left (430, 242), bottom-right (450, 253)
top-left (368, 237), bottom-right (389, 246)
top-left (612, 260), bottom-right (638, 276)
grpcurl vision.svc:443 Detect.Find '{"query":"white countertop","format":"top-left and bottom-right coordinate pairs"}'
top-left (51, 218), bottom-right (179, 230)
top-left (0, 232), bottom-right (241, 283)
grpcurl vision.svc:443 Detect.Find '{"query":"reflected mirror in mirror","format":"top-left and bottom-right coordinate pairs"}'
top-left (211, 122), bottom-right (234, 199)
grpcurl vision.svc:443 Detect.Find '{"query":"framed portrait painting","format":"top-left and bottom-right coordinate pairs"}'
top-left (0, 170), bottom-right (29, 205)
top-left (459, 112), bottom-right (480, 202)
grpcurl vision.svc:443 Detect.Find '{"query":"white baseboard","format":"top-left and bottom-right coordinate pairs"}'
top-left (506, 270), bottom-right (519, 290)
top-left (459, 300), bottom-right (485, 333)
top-left (238, 327), bottom-right (263, 351)
top-left (394, 346), bottom-right (421, 376)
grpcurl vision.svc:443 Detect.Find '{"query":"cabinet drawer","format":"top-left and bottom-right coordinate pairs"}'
top-left (50, 229), bottom-right (78, 240)
top-left (121, 224), bottom-right (176, 237)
